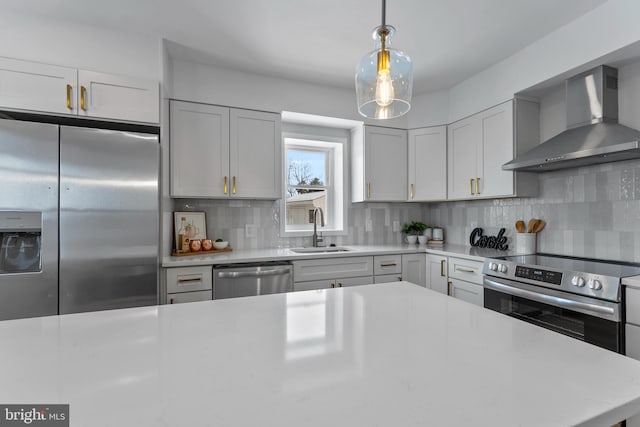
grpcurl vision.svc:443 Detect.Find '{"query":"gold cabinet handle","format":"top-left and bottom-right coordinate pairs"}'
top-left (410, 183), bottom-right (414, 200)
top-left (232, 176), bottom-right (237, 194)
top-left (476, 177), bottom-right (480, 195)
top-left (337, 283), bottom-right (343, 288)
top-left (80, 85), bottom-right (87, 111)
top-left (331, 282), bottom-right (335, 288)
top-left (470, 178), bottom-right (475, 195)
top-left (447, 281), bottom-right (452, 296)
top-left (440, 260), bottom-right (446, 277)
top-left (367, 182), bottom-right (371, 199)
top-left (380, 263), bottom-right (397, 267)
top-left (170, 298), bottom-right (175, 304)
top-left (223, 176), bottom-right (228, 195)
top-left (66, 84), bottom-right (72, 110)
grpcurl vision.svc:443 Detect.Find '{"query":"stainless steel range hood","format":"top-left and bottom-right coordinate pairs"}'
top-left (503, 66), bottom-right (640, 172)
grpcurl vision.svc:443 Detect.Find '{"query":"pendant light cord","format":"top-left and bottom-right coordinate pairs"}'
top-left (380, 0), bottom-right (387, 51)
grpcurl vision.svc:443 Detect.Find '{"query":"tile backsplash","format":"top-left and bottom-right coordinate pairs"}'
top-left (172, 199), bottom-right (425, 250)
top-left (427, 159), bottom-right (640, 263)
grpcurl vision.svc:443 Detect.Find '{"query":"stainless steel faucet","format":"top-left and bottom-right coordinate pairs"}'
top-left (312, 207), bottom-right (324, 247)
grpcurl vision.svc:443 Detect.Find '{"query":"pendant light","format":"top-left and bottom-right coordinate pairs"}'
top-left (355, 0), bottom-right (413, 119)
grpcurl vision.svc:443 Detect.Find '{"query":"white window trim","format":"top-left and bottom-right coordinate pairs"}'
top-left (281, 130), bottom-right (349, 238)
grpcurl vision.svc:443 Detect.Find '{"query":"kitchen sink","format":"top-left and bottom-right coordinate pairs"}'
top-left (289, 246), bottom-right (351, 254)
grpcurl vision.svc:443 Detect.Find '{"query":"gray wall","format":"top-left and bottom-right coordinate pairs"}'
top-left (173, 199), bottom-right (425, 250)
top-left (427, 159), bottom-right (640, 263)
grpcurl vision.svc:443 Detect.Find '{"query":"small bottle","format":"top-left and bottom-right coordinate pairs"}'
top-left (177, 216), bottom-right (190, 252)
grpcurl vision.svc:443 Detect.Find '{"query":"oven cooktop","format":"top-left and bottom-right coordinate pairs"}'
top-left (483, 253), bottom-right (640, 302)
top-left (501, 253), bottom-right (640, 279)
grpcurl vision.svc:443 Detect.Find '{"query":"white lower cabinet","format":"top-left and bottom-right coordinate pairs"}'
top-left (401, 254), bottom-right (427, 287)
top-left (168, 290), bottom-right (213, 304)
top-left (164, 266), bottom-right (213, 304)
top-left (293, 256), bottom-right (375, 292)
top-left (426, 254), bottom-right (448, 294)
top-left (448, 256), bottom-right (485, 306)
top-left (449, 278), bottom-right (484, 306)
top-left (625, 286), bottom-right (640, 427)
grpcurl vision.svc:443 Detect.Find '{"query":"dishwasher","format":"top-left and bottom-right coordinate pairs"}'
top-left (213, 262), bottom-right (293, 299)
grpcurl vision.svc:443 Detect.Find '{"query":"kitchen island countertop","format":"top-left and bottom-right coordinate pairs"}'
top-left (1, 282), bottom-right (640, 426)
top-left (162, 242), bottom-right (517, 267)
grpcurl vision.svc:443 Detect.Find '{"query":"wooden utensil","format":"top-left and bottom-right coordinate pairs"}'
top-left (532, 219), bottom-right (546, 233)
top-left (515, 220), bottom-right (525, 233)
top-left (527, 219), bottom-right (537, 233)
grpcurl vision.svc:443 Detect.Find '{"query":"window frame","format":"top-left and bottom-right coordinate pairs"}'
top-left (281, 127), bottom-right (348, 238)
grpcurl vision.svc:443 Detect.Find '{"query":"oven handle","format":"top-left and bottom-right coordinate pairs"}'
top-left (483, 277), bottom-right (619, 321)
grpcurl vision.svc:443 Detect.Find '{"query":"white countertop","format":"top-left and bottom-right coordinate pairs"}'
top-left (162, 243), bottom-right (515, 267)
top-left (624, 275), bottom-right (640, 288)
top-left (2, 282), bottom-right (640, 426)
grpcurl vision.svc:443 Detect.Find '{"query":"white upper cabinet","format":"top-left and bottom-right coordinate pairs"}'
top-left (0, 57), bottom-right (159, 123)
top-left (352, 125), bottom-right (407, 202)
top-left (229, 108), bottom-right (281, 199)
top-left (77, 70), bottom-right (159, 123)
top-left (170, 100), bottom-right (281, 199)
top-left (0, 57), bottom-right (77, 115)
top-left (447, 99), bottom-right (538, 200)
top-left (407, 125), bottom-right (447, 201)
top-left (170, 101), bottom-right (229, 198)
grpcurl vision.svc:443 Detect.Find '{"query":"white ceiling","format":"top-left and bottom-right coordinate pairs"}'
top-left (4, 0), bottom-right (609, 94)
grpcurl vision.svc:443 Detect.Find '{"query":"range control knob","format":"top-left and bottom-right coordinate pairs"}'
top-left (499, 264), bottom-right (508, 273)
top-left (588, 279), bottom-right (603, 290)
top-left (571, 276), bottom-right (586, 287)
top-left (488, 262), bottom-right (498, 272)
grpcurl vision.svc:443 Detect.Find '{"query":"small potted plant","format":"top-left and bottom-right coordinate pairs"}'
top-left (402, 221), bottom-right (427, 245)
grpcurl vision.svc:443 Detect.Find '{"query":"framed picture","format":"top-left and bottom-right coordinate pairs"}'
top-left (174, 212), bottom-right (207, 250)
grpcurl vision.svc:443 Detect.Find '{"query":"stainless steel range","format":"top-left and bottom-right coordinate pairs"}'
top-left (482, 254), bottom-right (640, 353)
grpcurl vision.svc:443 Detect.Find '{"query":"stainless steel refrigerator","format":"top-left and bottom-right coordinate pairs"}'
top-left (0, 118), bottom-right (159, 320)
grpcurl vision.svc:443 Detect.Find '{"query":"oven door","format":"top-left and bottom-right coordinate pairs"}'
top-left (483, 276), bottom-right (621, 352)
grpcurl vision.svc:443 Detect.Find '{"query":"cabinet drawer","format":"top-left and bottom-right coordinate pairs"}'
top-left (450, 278), bottom-right (484, 307)
top-left (448, 257), bottom-right (484, 284)
top-left (293, 256), bottom-right (373, 282)
top-left (374, 254), bottom-right (402, 275)
top-left (167, 290), bottom-right (212, 304)
top-left (374, 274), bottom-right (403, 284)
top-left (166, 266), bottom-right (212, 293)
top-left (627, 287), bottom-right (640, 326)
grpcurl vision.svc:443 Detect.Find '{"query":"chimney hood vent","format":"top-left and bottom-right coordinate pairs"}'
top-left (503, 66), bottom-right (640, 172)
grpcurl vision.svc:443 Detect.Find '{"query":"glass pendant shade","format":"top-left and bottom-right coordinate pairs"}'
top-left (356, 25), bottom-right (413, 119)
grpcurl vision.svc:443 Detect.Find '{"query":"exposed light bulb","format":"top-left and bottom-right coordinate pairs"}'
top-left (375, 69), bottom-right (394, 107)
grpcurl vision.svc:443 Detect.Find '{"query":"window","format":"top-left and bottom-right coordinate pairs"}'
top-left (282, 133), bottom-right (347, 236)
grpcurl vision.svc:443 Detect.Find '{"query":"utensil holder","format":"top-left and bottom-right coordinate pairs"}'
top-left (515, 233), bottom-right (536, 254)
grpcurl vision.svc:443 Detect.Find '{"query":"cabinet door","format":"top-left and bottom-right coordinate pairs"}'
top-left (447, 117), bottom-right (479, 199)
top-left (479, 100), bottom-right (514, 197)
top-left (0, 57), bottom-right (77, 115)
top-left (230, 109), bottom-right (281, 199)
top-left (401, 254), bottom-right (427, 287)
top-left (426, 254), bottom-right (448, 294)
top-left (336, 276), bottom-right (374, 287)
top-left (167, 290), bottom-right (212, 304)
top-left (294, 279), bottom-right (335, 292)
top-left (408, 126), bottom-right (447, 201)
top-left (170, 101), bottom-right (230, 197)
top-left (374, 254), bottom-right (402, 275)
top-left (293, 257), bottom-right (374, 282)
top-left (374, 274), bottom-right (403, 284)
top-left (78, 70), bottom-right (159, 123)
top-left (364, 126), bottom-right (407, 201)
top-left (450, 278), bottom-right (484, 306)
